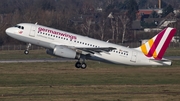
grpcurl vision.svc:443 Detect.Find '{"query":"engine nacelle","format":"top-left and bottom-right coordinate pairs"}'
top-left (46, 46), bottom-right (80, 59)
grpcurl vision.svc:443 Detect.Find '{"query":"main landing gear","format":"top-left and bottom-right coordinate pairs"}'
top-left (24, 43), bottom-right (31, 55)
top-left (75, 59), bottom-right (87, 69)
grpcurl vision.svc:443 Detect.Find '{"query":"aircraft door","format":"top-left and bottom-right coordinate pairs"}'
top-left (29, 25), bottom-right (36, 37)
top-left (130, 51), bottom-right (137, 62)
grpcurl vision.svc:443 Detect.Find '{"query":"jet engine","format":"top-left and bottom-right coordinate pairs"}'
top-left (46, 46), bottom-right (80, 59)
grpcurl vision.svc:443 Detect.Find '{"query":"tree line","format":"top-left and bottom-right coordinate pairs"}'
top-left (0, 0), bottom-right (180, 45)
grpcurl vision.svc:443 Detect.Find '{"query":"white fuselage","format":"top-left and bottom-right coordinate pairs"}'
top-left (5, 23), bottom-right (171, 66)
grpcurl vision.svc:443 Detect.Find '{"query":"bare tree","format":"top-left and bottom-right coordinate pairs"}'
top-left (115, 16), bottom-right (120, 43)
top-left (80, 17), bottom-right (93, 36)
top-left (98, 18), bottom-right (106, 40)
top-left (80, 1), bottom-right (94, 14)
top-left (80, 24), bottom-right (87, 35)
top-left (110, 19), bottom-right (116, 41)
top-left (108, 12), bottom-right (116, 42)
top-left (86, 17), bottom-right (93, 36)
top-left (119, 14), bottom-right (130, 43)
top-left (12, 9), bottom-right (21, 25)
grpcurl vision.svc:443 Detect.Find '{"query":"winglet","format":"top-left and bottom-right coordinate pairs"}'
top-left (139, 27), bottom-right (176, 60)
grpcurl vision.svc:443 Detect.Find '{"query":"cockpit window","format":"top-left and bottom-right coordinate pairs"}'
top-left (15, 25), bottom-right (24, 30)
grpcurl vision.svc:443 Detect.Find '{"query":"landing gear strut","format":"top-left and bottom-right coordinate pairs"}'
top-left (24, 43), bottom-right (31, 55)
top-left (75, 59), bottom-right (87, 69)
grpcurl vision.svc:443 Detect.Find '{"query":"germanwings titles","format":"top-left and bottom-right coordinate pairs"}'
top-left (38, 27), bottom-right (77, 40)
top-left (5, 23), bottom-right (176, 69)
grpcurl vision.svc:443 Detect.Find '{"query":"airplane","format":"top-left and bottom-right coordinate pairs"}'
top-left (5, 23), bottom-right (176, 69)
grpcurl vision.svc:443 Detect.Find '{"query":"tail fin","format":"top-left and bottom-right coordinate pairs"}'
top-left (139, 27), bottom-right (176, 60)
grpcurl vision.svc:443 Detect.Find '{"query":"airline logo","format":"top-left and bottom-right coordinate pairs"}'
top-left (38, 27), bottom-right (77, 40)
top-left (140, 27), bottom-right (176, 60)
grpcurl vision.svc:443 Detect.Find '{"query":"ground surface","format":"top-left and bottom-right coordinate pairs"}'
top-left (0, 49), bottom-right (179, 101)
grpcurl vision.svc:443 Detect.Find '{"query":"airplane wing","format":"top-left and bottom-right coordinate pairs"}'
top-left (50, 44), bottom-right (116, 55)
top-left (76, 47), bottom-right (116, 55)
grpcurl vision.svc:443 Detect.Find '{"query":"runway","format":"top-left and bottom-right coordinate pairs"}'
top-left (0, 58), bottom-right (75, 63)
top-left (165, 56), bottom-right (180, 60)
top-left (0, 56), bottom-right (179, 63)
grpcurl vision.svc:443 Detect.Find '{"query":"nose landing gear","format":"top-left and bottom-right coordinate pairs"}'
top-left (24, 43), bottom-right (31, 55)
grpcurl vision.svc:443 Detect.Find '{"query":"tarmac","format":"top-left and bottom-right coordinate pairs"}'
top-left (0, 56), bottom-right (179, 63)
top-left (0, 58), bottom-right (75, 63)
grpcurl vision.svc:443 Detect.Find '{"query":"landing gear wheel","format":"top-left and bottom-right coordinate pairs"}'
top-left (75, 62), bottom-right (81, 68)
top-left (81, 63), bottom-right (87, 69)
top-left (24, 50), bottom-right (29, 55)
top-left (75, 57), bottom-right (87, 69)
top-left (24, 43), bottom-right (31, 55)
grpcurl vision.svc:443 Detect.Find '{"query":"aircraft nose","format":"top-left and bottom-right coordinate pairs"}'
top-left (5, 28), bottom-right (10, 34)
top-left (5, 27), bottom-right (14, 36)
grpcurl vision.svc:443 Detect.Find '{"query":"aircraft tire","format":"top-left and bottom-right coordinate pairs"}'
top-left (75, 62), bottom-right (81, 68)
top-left (81, 63), bottom-right (87, 69)
top-left (24, 50), bottom-right (29, 55)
